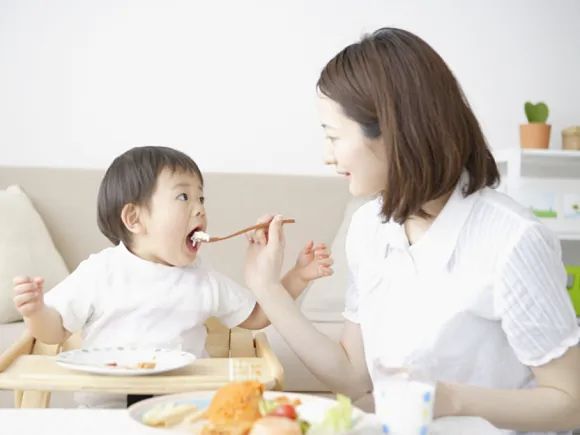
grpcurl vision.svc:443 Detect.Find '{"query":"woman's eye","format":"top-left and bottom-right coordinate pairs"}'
top-left (177, 193), bottom-right (189, 201)
top-left (199, 196), bottom-right (205, 205)
top-left (327, 136), bottom-right (338, 144)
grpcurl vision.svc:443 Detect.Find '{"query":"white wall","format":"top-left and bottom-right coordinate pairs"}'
top-left (1, 0), bottom-right (579, 175)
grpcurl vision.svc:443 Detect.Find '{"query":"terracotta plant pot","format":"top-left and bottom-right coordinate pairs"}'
top-left (520, 123), bottom-right (551, 149)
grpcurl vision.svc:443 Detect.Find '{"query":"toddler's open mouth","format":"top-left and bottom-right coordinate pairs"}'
top-left (186, 227), bottom-right (204, 252)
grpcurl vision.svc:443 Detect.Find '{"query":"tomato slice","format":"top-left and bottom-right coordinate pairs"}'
top-left (269, 403), bottom-right (298, 420)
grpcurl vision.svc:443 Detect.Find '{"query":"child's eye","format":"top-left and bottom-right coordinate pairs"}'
top-left (199, 196), bottom-right (205, 205)
top-left (176, 193), bottom-right (189, 201)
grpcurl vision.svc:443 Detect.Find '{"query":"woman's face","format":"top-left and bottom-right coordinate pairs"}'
top-left (317, 94), bottom-right (388, 197)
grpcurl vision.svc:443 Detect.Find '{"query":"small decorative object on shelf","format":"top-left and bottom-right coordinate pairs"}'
top-left (520, 101), bottom-right (551, 149)
top-left (562, 126), bottom-right (580, 151)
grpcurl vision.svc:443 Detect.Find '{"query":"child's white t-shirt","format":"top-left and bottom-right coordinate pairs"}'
top-left (45, 242), bottom-right (256, 357)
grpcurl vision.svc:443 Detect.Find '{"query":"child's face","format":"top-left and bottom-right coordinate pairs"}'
top-left (317, 94), bottom-right (388, 197)
top-left (133, 168), bottom-right (207, 267)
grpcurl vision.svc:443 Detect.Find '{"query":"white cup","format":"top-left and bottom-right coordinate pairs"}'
top-left (373, 374), bottom-right (435, 435)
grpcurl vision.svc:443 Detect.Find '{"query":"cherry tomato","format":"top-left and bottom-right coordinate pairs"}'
top-left (269, 404), bottom-right (297, 420)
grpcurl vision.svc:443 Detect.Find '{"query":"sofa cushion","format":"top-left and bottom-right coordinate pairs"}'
top-left (300, 197), bottom-right (369, 318)
top-left (0, 186), bottom-right (69, 323)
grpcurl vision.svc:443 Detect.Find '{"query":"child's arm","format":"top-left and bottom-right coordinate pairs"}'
top-left (13, 276), bottom-right (71, 344)
top-left (239, 241), bottom-right (333, 330)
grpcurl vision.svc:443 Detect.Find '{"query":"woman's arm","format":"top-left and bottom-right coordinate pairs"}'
top-left (244, 215), bottom-right (372, 398)
top-left (437, 346), bottom-right (580, 432)
top-left (253, 282), bottom-right (372, 398)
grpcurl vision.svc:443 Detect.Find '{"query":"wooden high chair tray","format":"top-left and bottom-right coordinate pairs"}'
top-left (0, 355), bottom-right (275, 395)
top-left (0, 329), bottom-right (283, 407)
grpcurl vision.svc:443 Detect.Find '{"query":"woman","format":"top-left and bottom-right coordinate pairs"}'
top-left (245, 28), bottom-right (580, 434)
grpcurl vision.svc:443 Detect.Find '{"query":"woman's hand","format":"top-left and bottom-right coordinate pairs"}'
top-left (245, 214), bottom-right (287, 294)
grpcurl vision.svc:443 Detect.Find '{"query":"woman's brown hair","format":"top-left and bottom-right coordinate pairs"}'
top-left (317, 27), bottom-right (499, 223)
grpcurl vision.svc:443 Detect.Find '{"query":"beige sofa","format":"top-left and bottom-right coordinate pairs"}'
top-left (0, 166), bottom-right (362, 408)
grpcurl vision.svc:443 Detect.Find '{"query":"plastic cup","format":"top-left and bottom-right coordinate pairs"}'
top-left (373, 376), bottom-right (435, 435)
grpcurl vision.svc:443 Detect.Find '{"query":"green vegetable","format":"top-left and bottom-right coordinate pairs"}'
top-left (308, 394), bottom-right (353, 433)
top-left (299, 419), bottom-right (311, 434)
top-left (258, 399), bottom-right (278, 416)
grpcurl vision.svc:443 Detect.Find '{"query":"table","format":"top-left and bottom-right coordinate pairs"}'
top-left (0, 409), bottom-right (509, 435)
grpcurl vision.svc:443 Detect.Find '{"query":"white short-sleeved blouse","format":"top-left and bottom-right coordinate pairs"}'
top-left (344, 175), bottom-right (579, 435)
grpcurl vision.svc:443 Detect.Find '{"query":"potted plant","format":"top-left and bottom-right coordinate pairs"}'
top-left (520, 101), bottom-right (550, 149)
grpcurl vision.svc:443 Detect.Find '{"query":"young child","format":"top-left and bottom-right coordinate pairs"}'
top-left (12, 145), bottom-right (332, 408)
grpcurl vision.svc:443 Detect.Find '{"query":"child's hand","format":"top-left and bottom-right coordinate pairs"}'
top-left (13, 276), bottom-right (45, 318)
top-left (293, 240), bottom-right (333, 283)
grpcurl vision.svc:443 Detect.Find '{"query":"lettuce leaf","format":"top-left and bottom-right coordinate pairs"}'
top-left (308, 394), bottom-right (353, 434)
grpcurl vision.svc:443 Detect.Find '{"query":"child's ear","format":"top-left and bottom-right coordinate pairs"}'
top-left (121, 203), bottom-right (144, 235)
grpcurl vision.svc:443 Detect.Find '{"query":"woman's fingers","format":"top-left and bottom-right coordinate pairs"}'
top-left (267, 215), bottom-right (286, 250)
top-left (254, 214), bottom-right (274, 245)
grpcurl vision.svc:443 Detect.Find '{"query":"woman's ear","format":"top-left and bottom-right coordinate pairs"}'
top-left (121, 203), bottom-right (144, 235)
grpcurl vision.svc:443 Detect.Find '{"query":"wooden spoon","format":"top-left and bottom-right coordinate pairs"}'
top-left (192, 219), bottom-right (295, 243)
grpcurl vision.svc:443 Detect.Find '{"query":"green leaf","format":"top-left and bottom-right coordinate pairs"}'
top-left (524, 101), bottom-right (549, 123)
top-left (307, 394), bottom-right (353, 434)
top-left (258, 399), bottom-right (278, 416)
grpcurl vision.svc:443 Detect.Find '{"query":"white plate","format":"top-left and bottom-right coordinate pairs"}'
top-left (128, 390), bottom-right (379, 433)
top-left (56, 347), bottom-right (196, 376)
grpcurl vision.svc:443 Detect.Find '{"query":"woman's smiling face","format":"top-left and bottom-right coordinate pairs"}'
top-left (317, 94), bottom-right (388, 197)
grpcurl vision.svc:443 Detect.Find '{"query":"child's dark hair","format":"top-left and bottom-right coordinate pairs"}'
top-left (97, 146), bottom-right (203, 246)
top-left (317, 27), bottom-right (500, 223)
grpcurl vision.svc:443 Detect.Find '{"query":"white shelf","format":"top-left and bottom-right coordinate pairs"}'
top-left (541, 220), bottom-right (580, 241)
top-left (522, 149), bottom-right (580, 158)
top-left (491, 147), bottom-right (580, 241)
top-left (492, 147), bottom-right (580, 167)
top-left (521, 149), bottom-right (580, 171)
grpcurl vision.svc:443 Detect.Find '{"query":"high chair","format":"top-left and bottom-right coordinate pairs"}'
top-left (0, 318), bottom-right (283, 408)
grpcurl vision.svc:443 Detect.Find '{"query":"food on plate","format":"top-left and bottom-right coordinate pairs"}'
top-left (142, 402), bottom-right (200, 427)
top-left (307, 395), bottom-right (353, 434)
top-left (268, 404), bottom-right (298, 420)
top-left (139, 382), bottom-right (355, 434)
top-left (206, 381), bottom-right (264, 425)
top-left (101, 360), bottom-right (156, 369)
top-left (201, 421), bottom-right (254, 435)
top-left (249, 416), bottom-right (302, 434)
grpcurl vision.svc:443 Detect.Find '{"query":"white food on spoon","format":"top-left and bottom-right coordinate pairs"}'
top-left (191, 230), bottom-right (210, 242)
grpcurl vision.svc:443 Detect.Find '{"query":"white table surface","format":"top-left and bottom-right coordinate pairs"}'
top-left (0, 409), bottom-right (507, 435)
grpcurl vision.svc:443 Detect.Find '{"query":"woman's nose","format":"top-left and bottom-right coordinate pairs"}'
top-left (324, 142), bottom-right (336, 166)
